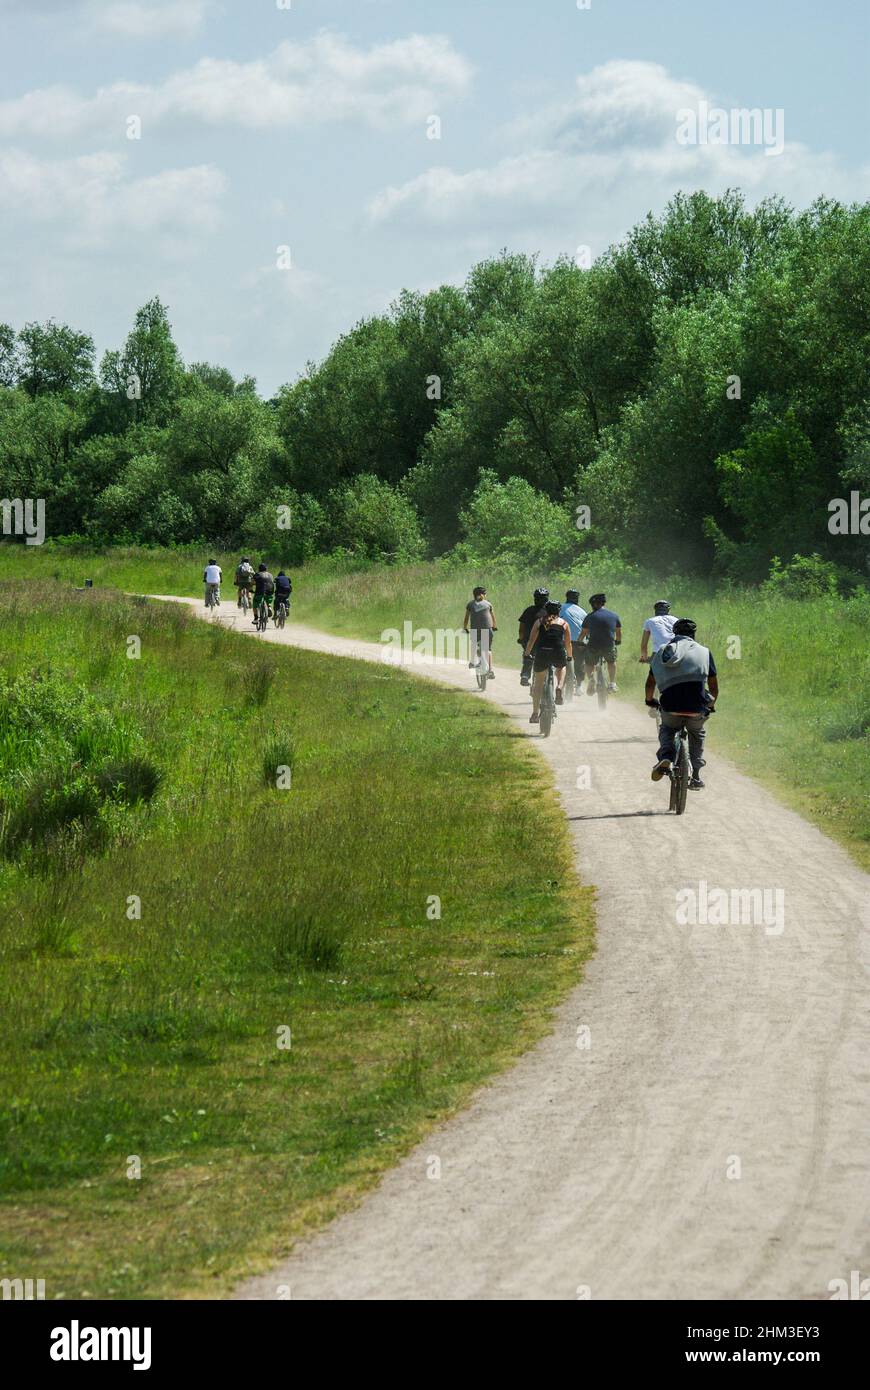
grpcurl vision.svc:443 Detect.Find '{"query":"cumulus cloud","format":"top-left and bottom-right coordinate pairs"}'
top-left (0, 147), bottom-right (226, 243)
top-left (0, 31), bottom-right (474, 138)
top-left (367, 60), bottom-right (870, 240)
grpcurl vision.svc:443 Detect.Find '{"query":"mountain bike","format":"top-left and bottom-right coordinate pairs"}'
top-left (274, 597), bottom-right (288, 630)
top-left (238, 587), bottom-right (250, 615)
top-left (539, 665), bottom-right (557, 737)
top-left (255, 598), bottom-right (271, 633)
top-left (205, 585), bottom-right (220, 612)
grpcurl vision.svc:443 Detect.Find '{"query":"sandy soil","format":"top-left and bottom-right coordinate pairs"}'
top-left (155, 597), bottom-right (870, 1301)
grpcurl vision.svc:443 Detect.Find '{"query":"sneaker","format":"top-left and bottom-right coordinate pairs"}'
top-left (468, 662), bottom-right (475, 669)
top-left (520, 676), bottom-right (530, 687)
top-left (555, 689), bottom-right (563, 706)
top-left (487, 670), bottom-right (495, 680)
top-left (608, 682), bottom-right (618, 693)
top-left (651, 759), bottom-right (672, 782)
top-left (689, 777), bottom-right (705, 790)
top-left (530, 712), bottom-right (540, 723)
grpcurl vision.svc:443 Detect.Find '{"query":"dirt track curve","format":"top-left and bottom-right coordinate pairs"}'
top-left (157, 597), bottom-right (870, 1301)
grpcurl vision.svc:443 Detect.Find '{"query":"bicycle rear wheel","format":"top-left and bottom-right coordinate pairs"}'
top-left (596, 664), bottom-right (608, 709)
top-left (540, 672), bottom-right (555, 737)
top-left (673, 736), bottom-right (690, 815)
top-left (564, 659), bottom-right (575, 703)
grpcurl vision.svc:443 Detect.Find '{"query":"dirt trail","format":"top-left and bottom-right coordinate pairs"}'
top-left (158, 597), bottom-right (870, 1300)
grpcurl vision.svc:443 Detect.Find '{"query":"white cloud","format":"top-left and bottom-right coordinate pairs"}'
top-left (0, 0), bottom-right (211, 38)
top-left (0, 147), bottom-right (226, 244)
top-left (367, 60), bottom-right (870, 241)
top-left (0, 31), bottom-right (474, 138)
top-left (87, 1), bottom-right (211, 40)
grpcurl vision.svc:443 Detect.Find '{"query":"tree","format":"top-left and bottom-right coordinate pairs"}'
top-left (17, 320), bottom-right (95, 397)
top-left (100, 298), bottom-right (183, 425)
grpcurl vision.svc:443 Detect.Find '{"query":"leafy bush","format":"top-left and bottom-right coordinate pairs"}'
top-left (763, 553), bottom-right (844, 599)
top-left (326, 475), bottom-right (424, 563)
top-left (457, 471), bottom-right (580, 569)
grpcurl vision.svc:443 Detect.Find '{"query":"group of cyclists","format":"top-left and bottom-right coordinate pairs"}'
top-left (204, 556), bottom-right (717, 791)
top-left (467, 584), bottom-right (718, 791)
top-left (202, 558), bottom-right (292, 625)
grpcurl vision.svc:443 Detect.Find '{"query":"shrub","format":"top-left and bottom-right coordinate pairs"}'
top-left (326, 475), bottom-right (424, 563)
top-left (458, 471), bottom-right (579, 569)
top-left (763, 553), bottom-right (843, 599)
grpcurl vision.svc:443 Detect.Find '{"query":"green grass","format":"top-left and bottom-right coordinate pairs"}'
top-left (0, 580), bottom-right (594, 1298)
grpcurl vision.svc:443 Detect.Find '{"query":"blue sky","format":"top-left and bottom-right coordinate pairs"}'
top-left (0, 0), bottom-right (867, 395)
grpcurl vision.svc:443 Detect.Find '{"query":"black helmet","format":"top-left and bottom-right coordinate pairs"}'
top-left (533, 587), bottom-right (550, 604)
top-left (673, 617), bottom-right (697, 637)
top-left (654, 600), bottom-right (670, 614)
top-left (241, 556), bottom-right (250, 564)
top-left (278, 570), bottom-right (286, 577)
top-left (589, 592), bottom-right (606, 607)
top-left (258, 562), bottom-right (267, 571)
top-left (209, 558), bottom-right (216, 566)
top-left (545, 600), bottom-right (561, 616)
top-left (565, 589), bottom-right (580, 604)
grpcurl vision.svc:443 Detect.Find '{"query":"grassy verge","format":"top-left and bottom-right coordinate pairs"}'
top-left (0, 582), bottom-right (593, 1298)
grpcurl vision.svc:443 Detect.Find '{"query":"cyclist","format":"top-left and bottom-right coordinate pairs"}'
top-left (645, 617), bottom-right (718, 791)
top-left (579, 593), bottom-right (621, 694)
top-left (274, 570), bottom-right (292, 617)
top-left (251, 562), bottom-right (275, 625)
top-left (518, 587), bottom-right (550, 686)
top-left (203, 558), bottom-right (222, 607)
top-left (234, 556), bottom-right (255, 607)
top-left (525, 600), bottom-right (572, 722)
top-left (463, 586), bottom-right (497, 679)
top-left (639, 599), bottom-right (676, 662)
top-left (560, 589), bottom-right (587, 694)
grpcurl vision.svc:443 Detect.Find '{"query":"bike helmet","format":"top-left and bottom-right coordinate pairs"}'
top-left (565, 589), bottom-right (580, 604)
top-left (258, 562), bottom-right (267, 571)
top-left (545, 601), bottom-right (561, 616)
top-left (654, 600), bottom-right (671, 614)
top-left (589, 593), bottom-right (606, 607)
top-left (241, 556), bottom-right (250, 564)
top-left (533, 587), bottom-right (550, 604)
top-left (673, 617), bottom-right (697, 637)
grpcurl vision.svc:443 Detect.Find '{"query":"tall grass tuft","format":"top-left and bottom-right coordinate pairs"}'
top-left (271, 914), bottom-right (345, 971)
top-left (261, 733), bottom-right (296, 788)
top-left (244, 658), bottom-right (277, 707)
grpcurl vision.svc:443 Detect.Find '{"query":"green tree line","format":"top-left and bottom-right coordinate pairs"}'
top-left (1, 189), bottom-right (868, 581)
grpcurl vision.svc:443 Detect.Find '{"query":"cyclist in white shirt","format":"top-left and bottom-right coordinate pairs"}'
top-left (203, 559), bottom-right (222, 607)
top-left (640, 600), bottom-right (676, 662)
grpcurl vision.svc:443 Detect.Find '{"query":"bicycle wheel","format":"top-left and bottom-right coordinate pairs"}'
top-left (241, 590), bottom-right (249, 613)
top-left (476, 662), bottom-right (488, 691)
top-left (596, 663), bottom-right (608, 709)
top-left (564, 659), bottom-right (574, 703)
top-left (539, 672), bottom-right (555, 737)
top-left (673, 735), bottom-right (690, 815)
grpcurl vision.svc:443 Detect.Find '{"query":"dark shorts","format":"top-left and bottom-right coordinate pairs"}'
top-left (533, 650), bottom-right (567, 673)
top-left (583, 642), bottom-right (617, 668)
